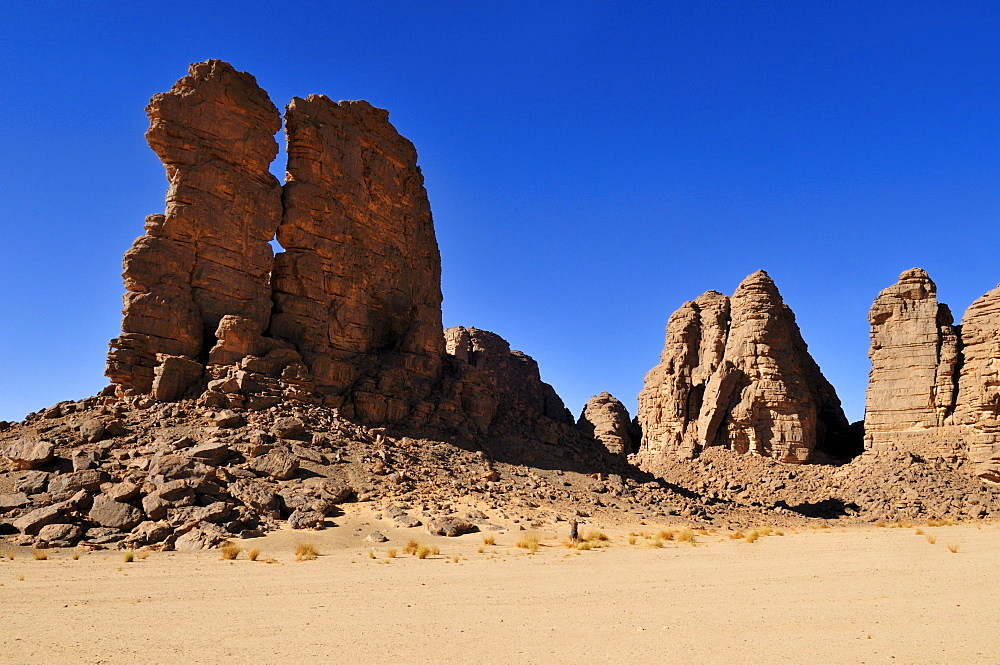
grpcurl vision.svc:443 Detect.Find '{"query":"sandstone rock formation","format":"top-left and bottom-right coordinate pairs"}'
top-left (104, 60), bottom-right (579, 455)
top-left (864, 270), bottom-right (1000, 479)
top-left (107, 60), bottom-right (283, 396)
top-left (864, 268), bottom-right (960, 449)
top-left (436, 327), bottom-right (574, 444)
top-left (577, 392), bottom-right (638, 455)
top-left (637, 270), bottom-right (855, 466)
top-left (954, 283), bottom-right (1000, 479)
top-left (270, 95), bottom-right (445, 423)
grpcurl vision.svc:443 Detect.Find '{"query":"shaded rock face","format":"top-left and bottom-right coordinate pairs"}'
top-left (436, 327), bottom-right (574, 442)
top-left (104, 60), bottom-right (575, 451)
top-left (865, 270), bottom-right (1000, 479)
top-left (270, 95), bottom-right (444, 423)
top-left (864, 269), bottom-right (960, 449)
top-left (638, 271), bottom-right (855, 465)
top-left (955, 284), bottom-right (1000, 478)
top-left (577, 392), bottom-right (638, 455)
top-left (107, 60), bottom-right (283, 395)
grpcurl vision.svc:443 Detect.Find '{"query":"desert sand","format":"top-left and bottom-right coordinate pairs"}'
top-left (1, 507), bottom-right (997, 665)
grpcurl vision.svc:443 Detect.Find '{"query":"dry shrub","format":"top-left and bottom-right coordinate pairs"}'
top-left (587, 530), bottom-right (609, 542)
top-left (32, 550), bottom-right (47, 561)
top-left (247, 548), bottom-right (260, 562)
top-left (627, 535), bottom-right (637, 545)
top-left (482, 535), bottom-right (496, 546)
top-left (72, 552), bottom-right (81, 561)
top-left (649, 537), bottom-right (663, 549)
top-left (136, 550), bottom-right (150, 560)
top-left (676, 529), bottom-right (696, 543)
top-left (925, 534), bottom-right (937, 545)
top-left (386, 548), bottom-right (397, 558)
top-left (927, 518), bottom-right (954, 527)
top-left (220, 544), bottom-right (241, 560)
top-left (516, 535), bottom-right (540, 554)
top-left (729, 531), bottom-right (746, 540)
top-left (914, 528), bottom-right (925, 535)
top-left (122, 551), bottom-right (134, 563)
top-left (404, 540), bottom-right (419, 555)
top-left (576, 541), bottom-right (593, 550)
top-left (477, 546), bottom-right (485, 553)
top-left (947, 543), bottom-right (960, 553)
top-left (775, 530), bottom-right (784, 536)
top-left (745, 531), bottom-right (760, 544)
top-left (415, 545), bottom-right (432, 559)
top-left (368, 550), bottom-right (376, 559)
top-left (659, 530), bottom-right (675, 541)
top-left (294, 543), bottom-right (319, 561)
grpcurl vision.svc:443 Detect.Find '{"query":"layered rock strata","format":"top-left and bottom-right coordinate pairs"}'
top-left (954, 284), bottom-right (1000, 478)
top-left (864, 269), bottom-right (960, 449)
top-left (270, 96), bottom-right (445, 423)
top-left (106, 60), bottom-right (283, 396)
top-left (637, 270), bottom-right (854, 465)
top-left (105, 60), bottom-right (575, 450)
top-left (865, 270), bottom-right (1000, 479)
top-left (577, 392), bottom-right (638, 455)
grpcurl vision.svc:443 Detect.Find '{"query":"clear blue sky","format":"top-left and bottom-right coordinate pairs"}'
top-left (2, 1), bottom-right (998, 423)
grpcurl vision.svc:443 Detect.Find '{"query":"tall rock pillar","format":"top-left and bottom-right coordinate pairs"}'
top-left (106, 60), bottom-right (283, 395)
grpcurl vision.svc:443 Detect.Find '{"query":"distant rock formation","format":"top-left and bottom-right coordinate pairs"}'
top-left (954, 283), bottom-right (1000, 478)
top-left (864, 269), bottom-right (1000, 480)
top-left (637, 270), bottom-right (856, 466)
top-left (577, 392), bottom-right (638, 455)
top-left (864, 269), bottom-right (961, 451)
top-left (104, 60), bottom-right (578, 451)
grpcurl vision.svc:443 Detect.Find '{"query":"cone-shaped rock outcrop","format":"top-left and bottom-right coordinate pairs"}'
top-left (577, 392), bottom-right (639, 455)
top-left (637, 270), bottom-right (855, 466)
top-left (103, 60), bottom-right (579, 450)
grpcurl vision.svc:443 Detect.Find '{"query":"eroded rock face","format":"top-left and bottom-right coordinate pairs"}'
top-left (101, 60), bottom-right (599, 459)
top-left (864, 269), bottom-right (960, 450)
top-left (953, 283), bottom-right (1000, 479)
top-left (577, 392), bottom-right (638, 455)
top-left (637, 271), bottom-right (855, 466)
top-left (107, 60), bottom-right (283, 394)
top-left (270, 95), bottom-right (444, 423)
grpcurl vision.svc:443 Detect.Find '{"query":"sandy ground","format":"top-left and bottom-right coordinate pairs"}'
top-left (2, 511), bottom-right (998, 665)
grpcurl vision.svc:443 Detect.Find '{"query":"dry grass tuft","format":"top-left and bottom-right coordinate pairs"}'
top-left (649, 536), bottom-right (663, 548)
top-left (404, 540), bottom-right (419, 555)
top-left (925, 534), bottom-right (937, 545)
top-left (368, 549), bottom-right (376, 559)
top-left (415, 544), bottom-right (432, 559)
top-left (482, 535), bottom-right (496, 546)
top-left (927, 518), bottom-right (955, 527)
top-left (587, 530), bottom-right (609, 542)
top-left (515, 535), bottom-right (540, 553)
top-left (122, 551), bottom-right (134, 563)
top-left (17, 574), bottom-right (24, 582)
top-left (676, 529), bottom-right (696, 543)
top-left (729, 531), bottom-right (746, 540)
top-left (136, 550), bottom-right (150, 560)
top-left (627, 535), bottom-right (637, 545)
top-left (220, 544), bottom-right (241, 560)
top-left (914, 528), bottom-right (925, 535)
top-left (294, 542), bottom-right (319, 561)
top-left (576, 541), bottom-right (593, 550)
top-left (745, 531), bottom-right (760, 544)
top-left (477, 546), bottom-right (485, 553)
top-left (659, 530), bottom-right (675, 541)
top-left (386, 548), bottom-right (397, 558)
top-left (947, 543), bottom-right (961, 553)
top-left (72, 551), bottom-right (81, 561)
top-left (247, 548), bottom-right (260, 562)
top-left (32, 550), bottom-right (47, 561)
